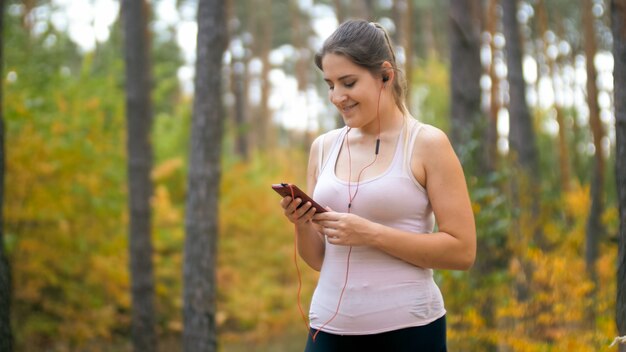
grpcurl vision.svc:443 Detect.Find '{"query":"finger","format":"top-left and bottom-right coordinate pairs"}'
top-left (325, 234), bottom-right (340, 245)
top-left (324, 227), bottom-right (342, 239)
top-left (295, 201), bottom-right (314, 218)
top-left (280, 196), bottom-right (293, 209)
top-left (302, 205), bottom-right (317, 221)
top-left (291, 202), bottom-right (314, 222)
top-left (313, 219), bottom-right (333, 228)
top-left (285, 198), bottom-right (303, 214)
top-left (313, 212), bottom-right (337, 222)
top-left (313, 213), bottom-right (341, 224)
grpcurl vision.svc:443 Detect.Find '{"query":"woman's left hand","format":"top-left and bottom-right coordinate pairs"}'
top-left (312, 208), bottom-right (377, 246)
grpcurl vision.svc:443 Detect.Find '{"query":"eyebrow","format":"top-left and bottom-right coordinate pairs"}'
top-left (323, 74), bottom-right (357, 83)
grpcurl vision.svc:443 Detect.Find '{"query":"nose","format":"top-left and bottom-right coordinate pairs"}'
top-left (330, 88), bottom-right (347, 105)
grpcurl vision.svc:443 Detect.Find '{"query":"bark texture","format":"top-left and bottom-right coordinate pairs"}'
top-left (122, 0), bottom-right (157, 350)
top-left (612, 1), bottom-right (626, 350)
top-left (182, 0), bottom-right (227, 350)
top-left (0, 0), bottom-right (13, 349)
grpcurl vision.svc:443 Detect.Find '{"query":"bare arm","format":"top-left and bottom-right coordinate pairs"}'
top-left (279, 135), bottom-right (326, 271)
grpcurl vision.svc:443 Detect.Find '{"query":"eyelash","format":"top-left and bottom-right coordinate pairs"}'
top-left (328, 81), bottom-right (355, 90)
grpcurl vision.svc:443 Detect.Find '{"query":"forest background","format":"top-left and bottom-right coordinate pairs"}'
top-left (1, 0), bottom-right (626, 351)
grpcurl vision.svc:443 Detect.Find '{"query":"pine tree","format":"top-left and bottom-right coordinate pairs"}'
top-left (122, 0), bottom-right (157, 349)
top-left (182, 0), bottom-right (227, 350)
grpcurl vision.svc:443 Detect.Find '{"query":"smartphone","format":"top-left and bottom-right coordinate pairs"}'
top-left (271, 183), bottom-right (327, 213)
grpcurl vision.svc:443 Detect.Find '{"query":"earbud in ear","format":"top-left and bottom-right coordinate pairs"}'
top-left (382, 75), bottom-right (389, 83)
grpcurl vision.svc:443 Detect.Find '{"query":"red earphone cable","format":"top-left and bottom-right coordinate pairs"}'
top-left (310, 244), bottom-right (352, 341)
top-left (346, 83), bottom-right (383, 207)
top-left (288, 184), bottom-right (352, 342)
top-left (288, 185), bottom-right (315, 338)
top-left (292, 80), bottom-right (386, 343)
top-left (313, 81), bottom-right (384, 340)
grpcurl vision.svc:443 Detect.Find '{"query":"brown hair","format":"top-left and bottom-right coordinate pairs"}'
top-left (314, 19), bottom-right (407, 113)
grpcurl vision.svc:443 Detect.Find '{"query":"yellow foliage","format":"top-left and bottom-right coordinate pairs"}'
top-left (471, 201), bottom-right (481, 214)
top-left (490, 207), bottom-right (614, 350)
top-left (151, 181), bottom-right (185, 335)
top-left (443, 173), bottom-right (618, 351)
top-left (85, 97), bottom-right (101, 110)
top-left (564, 182), bottom-right (590, 219)
top-left (151, 185), bottom-right (181, 226)
top-left (216, 150), bottom-right (319, 342)
top-left (6, 70), bottom-right (130, 350)
top-left (151, 157), bottom-right (183, 181)
top-left (6, 61), bottom-right (620, 349)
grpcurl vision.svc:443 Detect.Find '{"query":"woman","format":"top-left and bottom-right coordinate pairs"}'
top-left (279, 20), bottom-right (476, 351)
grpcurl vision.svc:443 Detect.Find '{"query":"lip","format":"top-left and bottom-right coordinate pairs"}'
top-left (339, 102), bottom-right (358, 114)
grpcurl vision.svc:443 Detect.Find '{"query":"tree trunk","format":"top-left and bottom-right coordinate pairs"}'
top-left (333, 0), bottom-right (346, 24)
top-left (536, 0), bottom-right (572, 194)
top-left (554, 106), bottom-right (572, 192)
top-left (232, 58), bottom-right (250, 160)
top-left (0, 0), bottom-right (13, 350)
top-left (582, 0), bottom-right (606, 292)
top-left (612, 1), bottom-right (626, 350)
top-left (502, 0), bottom-right (538, 172)
top-left (392, 0), bottom-right (414, 110)
top-left (228, 0), bottom-right (249, 161)
top-left (502, 0), bottom-right (543, 245)
top-left (422, 7), bottom-right (438, 59)
top-left (332, 1), bottom-right (346, 128)
top-left (485, 0), bottom-right (500, 172)
top-left (353, 0), bottom-right (374, 21)
top-left (403, 1), bottom-right (413, 110)
top-left (246, 3), bottom-right (259, 148)
top-left (182, 0), bottom-right (226, 350)
top-left (289, 0), bottom-right (314, 149)
top-left (257, 0), bottom-right (273, 150)
top-left (448, 0), bottom-right (485, 172)
top-left (121, 1), bottom-right (157, 350)
top-left (502, 0), bottom-right (541, 337)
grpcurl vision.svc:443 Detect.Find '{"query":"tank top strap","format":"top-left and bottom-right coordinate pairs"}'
top-left (402, 118), bottom-right (427, 191)
top-left (318, 127), bottom-right (349, 176)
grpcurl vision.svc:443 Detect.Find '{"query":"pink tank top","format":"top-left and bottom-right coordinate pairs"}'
top-left (310, 119), bottom-right (446, 335)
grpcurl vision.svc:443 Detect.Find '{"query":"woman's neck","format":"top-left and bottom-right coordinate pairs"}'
top-left (357, 105), bottom-right (405, 138)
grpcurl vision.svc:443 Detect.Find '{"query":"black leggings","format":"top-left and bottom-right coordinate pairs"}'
top-left (304, 315), bottom-right (447, 352)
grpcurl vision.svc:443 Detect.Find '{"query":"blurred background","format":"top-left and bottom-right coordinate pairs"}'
top-left (2, 0), bottom-right (624, 350)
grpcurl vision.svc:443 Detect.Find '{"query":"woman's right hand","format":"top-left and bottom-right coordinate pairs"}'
top-left (280, 196), bottom-right (317, 225)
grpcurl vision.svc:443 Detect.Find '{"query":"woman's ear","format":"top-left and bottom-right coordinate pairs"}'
top-left (381, 61), bottom-right (394, 85)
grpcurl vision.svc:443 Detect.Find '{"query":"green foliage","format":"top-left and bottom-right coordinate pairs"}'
top-left (5, 30), bottom-right (129, 350)
top-left (148, 148), bottom-right (316, 347)
top-left (3, 3), bottom-right (184, 349)
top-left (3, 2), bottom-right (621, 351)
top-left (218, 151), bottom-right (316, 341)
top-left (411, 57), bottom-right (450, 132)
top-left (440, 175), bottom-right (619, 351)
top-left (152, 26), bottom-right (184, 118)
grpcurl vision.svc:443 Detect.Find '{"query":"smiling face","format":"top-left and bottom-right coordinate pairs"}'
top-left (321, 53), bottom-right (384, 129)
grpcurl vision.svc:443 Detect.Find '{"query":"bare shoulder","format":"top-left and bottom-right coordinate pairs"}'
top-left (412, 123), bottom-right (456, 161)
top-left (415, 123), bottom-right (451, 148)
top-left (410, 123), bottom-right (461, 187)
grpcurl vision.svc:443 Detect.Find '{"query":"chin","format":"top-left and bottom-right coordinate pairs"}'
top-left (342, 118), bottom-right (358, 128)
top-left (344, 117), bottom-right (371, 129)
